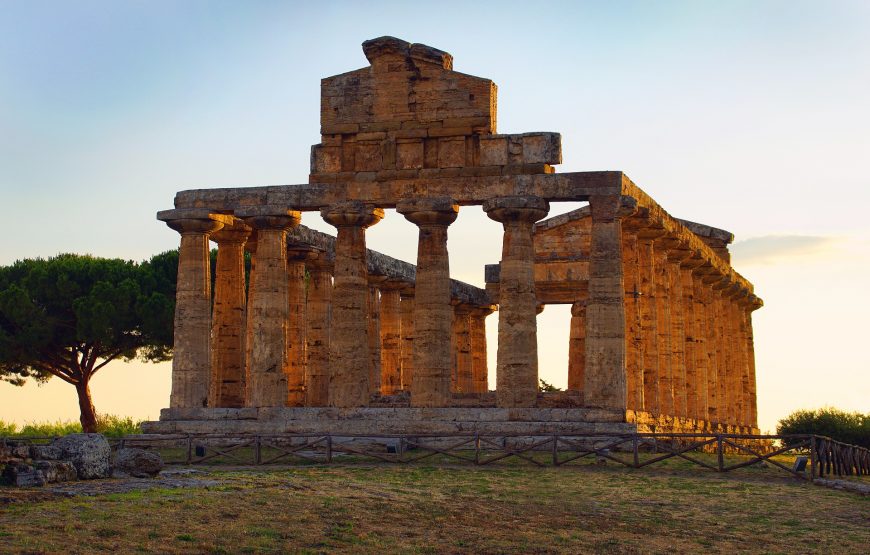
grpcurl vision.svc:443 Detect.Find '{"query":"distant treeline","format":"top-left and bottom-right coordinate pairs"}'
top-left (777, 408), bottom-right (869, 448)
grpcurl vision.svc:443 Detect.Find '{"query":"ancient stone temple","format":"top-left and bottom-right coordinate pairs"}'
top-left (145, 37), bottom-right (762, 436)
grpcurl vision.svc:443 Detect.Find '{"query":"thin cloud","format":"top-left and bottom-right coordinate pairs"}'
top-left (730, 235), bottom-right (837, 265)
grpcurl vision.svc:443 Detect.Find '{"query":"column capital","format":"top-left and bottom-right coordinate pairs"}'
top-left (321, 201), bottom-right (384, 228)
top-left (483, 195), bottom-right (548, 224)
top-left (211, 221), bottom-right (252, 244)
top-left (469, 304), bottom-right (496, 318)
top-left (571, 300), bottom-right (586, 317)
top-left (165, 217), bottom-right (225, 236)
top-left (397, 197), bottom-right (458, 227)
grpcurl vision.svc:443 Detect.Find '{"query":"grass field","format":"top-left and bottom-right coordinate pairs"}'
top-left (1, 460), bottom-right (868, 554)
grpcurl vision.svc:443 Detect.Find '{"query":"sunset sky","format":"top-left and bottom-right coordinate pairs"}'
top-left (1, 0), bottom-right (868, 432)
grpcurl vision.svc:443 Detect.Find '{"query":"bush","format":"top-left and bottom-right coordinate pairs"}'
top-left (0, 415), bottom-right (143, 438)
top-left (777, 408), bottom-right (869, 448)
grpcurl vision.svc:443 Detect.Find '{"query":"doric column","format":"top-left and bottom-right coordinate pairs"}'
top-left (322, 201), bottom-right (383, 408)
top-left (243, 235), bottom-right (257, 405)
top-left (304, 252), bottom-right (332, 407)
top-left (469, 305), bottom-right (494, 393)
top-left (367, 280), bottom-right (384, 395)
top-left (397, 197), bottom-right (458, 408)
top-left (666, 250), bottom-right (691, 420)
top-left (484, 196), bottom-right (549, 408)
top-left (700, 271), bottom-right (723, 425)
top-left (240, 209), bottom-right (300, 408)
top-left (690, 269), bottom-right (710, 423)
top-left (285, 247), bottom-right (309, 406)
top-left (711, 280), bottom-right (732, 426)
top-left (209, 222), bottom-right (251, 408)
top-left (746, 295), bottom-right (762, 429)
top-left (164, 215), bottom-right (226, 409)
top-left (399, 288), bottom-right (415, 391)
top-left (379, 282), bottom-right (403, 395)
top-left (621, 226), bottom-right (643, 412)
top-left (452, 303), bottom-right (473, 393)
top-left (567, 299), bottom-right (586, 393)
top-left (653, 238), bottom-right (674, 418)
top-left (637, 235), bottom-right (660, 415)
top-left (680, 258), bottom-right (704, 423)
top-left (729, 288), bottom-right (748, 428)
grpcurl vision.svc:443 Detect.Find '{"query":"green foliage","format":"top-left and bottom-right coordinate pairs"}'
top-left (538, 379), bottom-right (562, 392)
top-left (0, 414), bottom-right (143, 437)
top-left (777, 407), bottom-right (870, 448)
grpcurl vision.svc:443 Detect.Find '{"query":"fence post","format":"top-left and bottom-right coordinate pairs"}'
top-left (326, 435), bottom-right (332, 464)
top-left (186, 434), bottom-right (193, 465)
top-left (633, 436), bottom-right (640, 468)
top-left (717, 435), bottom-right (724, 472)
top-left (255, 436), bottom-right (261, 465)
top-left (475, 433), bottom-right (481, 465)
top-left (551, 434), bottom-right (558, 466)
top-left (809, 436), bottom-right (816, 482)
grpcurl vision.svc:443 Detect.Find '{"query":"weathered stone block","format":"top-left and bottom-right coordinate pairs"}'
top-left (52, 434), bottom-right (111, 480)
top-left (2, 463), bottom-right (46, 487)
top-left (354, 142), bottom-right (382, 172)
top-left (521, 132), bottom-right (562, 165)
top-left (437, 137), bottom-right (466, 168)
top-left (34, 460), bottom-right (77, 483)
top-left (113, 448), bottom-right (163, 478)
top-left (29, 445), bottom-right (62, 460)
top-left (396, 140), bottom-right (424, 169)
top-left (312, 145), bottom-right (342, 174)
top-left (479, 136), bottom-right (508, 166)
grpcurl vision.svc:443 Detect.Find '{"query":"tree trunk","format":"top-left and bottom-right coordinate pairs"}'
top-left (75, 379), bottom-right (98, 433)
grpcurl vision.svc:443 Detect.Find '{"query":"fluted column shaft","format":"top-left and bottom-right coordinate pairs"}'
top-left (680, 264), bottom-right (700, 421)
top-left (304, 254), bottom-right (332, 406)
top-left (398, 197), bottom-right (458, 407)
top-left (469, 306), bottom-right (493, 393)
top-left (322, 201), bottom-right (383, 407)
top-left (452, 304), bottom-right (473, 393)
top-left (485, 196), bottom-right (549, 408)
top-left (666, 256), bottom-right (688, 420)
top-left (243, 213), bottom-right (300, 408)
top-left (700, 276), bottom-right (721, 425)
top-left (399, 291), bottom-right (415, 390)
top-left (653, 244), bottom-right (674, 418)
top-left (621, 229), bottom-right (643, 411)
top-left (367, 283), bottom-right (382, 394)
top-left (637, 237), bottom-right (659, 415)
top-left (166, 217), bottom-right (223, 409)
top-left (285, 249), bottom-right (308, 406)
top-left (567, 299), bottom-right (586, 393)
top-left (379, 285), bottom-right (402, 395)
top-left (209, 225), bottom-right (250, 408)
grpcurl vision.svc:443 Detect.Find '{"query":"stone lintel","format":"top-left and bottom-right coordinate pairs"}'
top-left (171, 171), bottom-right (624, 211)
top-left (157, 208), bottom-right (235, 227)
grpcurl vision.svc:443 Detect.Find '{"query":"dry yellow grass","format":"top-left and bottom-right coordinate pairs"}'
top-left (1, 462), bottom-right (868, 554)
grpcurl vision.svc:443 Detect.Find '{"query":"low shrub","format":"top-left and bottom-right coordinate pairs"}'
top-left (0, 415), bottom-right (143, 438)
top-left (777, 407), bottom-right (869, 448)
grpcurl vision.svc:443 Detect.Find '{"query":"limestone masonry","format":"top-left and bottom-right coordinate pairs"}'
top-left (147, 37), bottom-right (762, 436)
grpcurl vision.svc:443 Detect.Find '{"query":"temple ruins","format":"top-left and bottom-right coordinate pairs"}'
top-left (144, 37), bottom-right (762, 436)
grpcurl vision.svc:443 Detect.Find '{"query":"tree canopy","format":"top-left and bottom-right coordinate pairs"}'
top-left (777, 407), bottom-right (869, 448)
top-left (0, 252), bottom-right (177, 431)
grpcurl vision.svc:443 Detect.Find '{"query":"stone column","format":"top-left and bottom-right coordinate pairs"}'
top-left (241, 210), bottom-right (300, 408)
top-left (469, 305), bottom-right (494, 393)
top-left (379, 282), bottom-right (403, 395)
top-left (711, 281), bottom-right (731, 426)
top-left (398, 197), bottom-right (458, 408)
top-left (746, 295), bottom-right (762, 429)
top-left (637, 235), bottom-right (660, 415)
top-left (690, 269), bottom-right (709, 424)
top-left (243, 236), bottom-right (257, 405)
top-left (700, 271), bottom-right (723, 425)
top-left (729, 289), bottom-right (748, 428)
top-left (304, 252), bottom-right (332, 407)
top-left (621, 227), bottom-right (643, 412)
top-left (209, 222), bottom-right (250, 408)
top-left (653, 239), bottom-right (674, 418)
top-left (399, 288), bottom-right (415, 391)
top-left (367, 281), bottom-right (384, 395)
top-left (322, 201), bottom-right (383, 408)
top-left (680, 259), bottom-right (703, 423)
top-left (452, 303), bottom-right (473, 393)
top-left (165, 216), bottom-right (225, 409)
top-left (666, 252), bottom-right (690, 421)
top-left (285, 248), bottom-right (309, 406)
top-left (567, 298), bottom-right (586, 393)
top-left (484, 196), bottom-right (549, 408)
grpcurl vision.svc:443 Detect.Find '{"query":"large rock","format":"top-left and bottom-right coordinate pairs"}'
top-left (34, 460), bottom-right (77, 483)
top-left (51, 434), bottom-right (111, 479)
top-left (113, 448), bottom-right (163, 478)
top-left (30, 445), bottom-right (62, 460)
top-left (2, 463), bottom-right (47, 487)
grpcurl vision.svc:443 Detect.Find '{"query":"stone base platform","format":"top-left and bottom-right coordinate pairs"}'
top-left (143, 407), bottom-right (640, 436)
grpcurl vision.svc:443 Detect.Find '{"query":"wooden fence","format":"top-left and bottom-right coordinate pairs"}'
top-left (102, 432), bottom-right (869, 481)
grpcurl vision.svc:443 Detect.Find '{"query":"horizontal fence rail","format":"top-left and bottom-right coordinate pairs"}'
top-left (3, 433), bottom-right (867, 480)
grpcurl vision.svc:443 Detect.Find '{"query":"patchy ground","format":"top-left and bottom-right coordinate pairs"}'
top-left (1, 462), bottom-right (868, 554)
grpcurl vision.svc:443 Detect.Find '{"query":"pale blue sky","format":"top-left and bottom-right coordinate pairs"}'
top-left (1, 1), bottom-right (868, 431)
